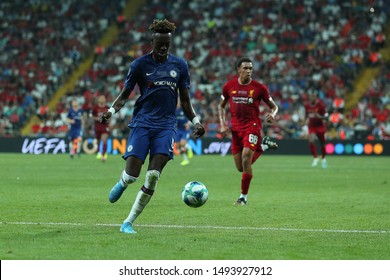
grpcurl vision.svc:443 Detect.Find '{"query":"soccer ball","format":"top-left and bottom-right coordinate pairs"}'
top-left (181, 181), bottom-right (208, 208)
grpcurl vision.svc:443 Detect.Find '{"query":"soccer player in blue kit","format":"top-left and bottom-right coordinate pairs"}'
top-left (175, 103), bottom-right (193, 166)
top-left (66, 99), bottom-right (84, 158)
top-left (100, 19), bottom-right (205, 234)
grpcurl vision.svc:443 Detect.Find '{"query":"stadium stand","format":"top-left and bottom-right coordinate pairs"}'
top-left (0, 0), bottom-right (127, 136)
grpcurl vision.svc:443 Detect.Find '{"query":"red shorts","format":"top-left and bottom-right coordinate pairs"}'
top-left (308, 125), bottom-right (326, 142)
top-left (308, 125), bottom-right (326, 135)
top-left (95, 126), bottom-right (109, 140)
top-left (231, 126), bottom-right (262, 155)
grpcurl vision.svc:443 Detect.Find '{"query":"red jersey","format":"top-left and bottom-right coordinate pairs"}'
top-left (92, 104), bottom-right (109, 132)
top-left (222, 78), bottom-right (271, 131)
top-left (304, 99), bottom-right (326, 128)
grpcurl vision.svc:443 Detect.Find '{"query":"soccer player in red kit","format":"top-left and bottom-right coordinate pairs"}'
top-left (218, 57), bottom-right (278, 205)
top-left (304, 92), bottom-right (328, 168)
top-left (92, 95), bottom-right (110, 162)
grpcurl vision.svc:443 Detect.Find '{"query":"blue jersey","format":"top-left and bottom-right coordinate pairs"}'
top-left (176, 108), bottom-right (189, 131)
top-left (67, 108), bottom-right (83, 133)
top-left (124, 53), bottom-right (190, 129)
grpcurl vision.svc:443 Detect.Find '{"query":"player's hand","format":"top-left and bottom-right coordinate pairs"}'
top-left (220, 125), bottom-right (230, 137)
top-left (193, 123), bottom-right (205, 138)
top-left (100, 111), bottom-right (112, 124)
top-left (265, 113), bottom-right (276, 124)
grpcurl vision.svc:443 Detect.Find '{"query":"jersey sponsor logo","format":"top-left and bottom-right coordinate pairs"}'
top-left (127, 145), bottom-right (133, 152)
top-left (152, 80), bottom-right (177, 91)
top-left (232, 96), bottom-right (251, 104)
top-left (146, 72), bottom-right (154, 76)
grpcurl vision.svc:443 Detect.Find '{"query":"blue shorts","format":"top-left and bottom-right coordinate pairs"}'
top-left (68, 129), bottom-right (82, 141)
top-left (175, 129), bottom-right (190, 143)
top-left (123, 127), bottom-right (175, 163)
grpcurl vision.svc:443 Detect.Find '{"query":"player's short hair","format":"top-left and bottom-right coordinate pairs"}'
top-left (149, 19), bottom-right (176, 34)
top-left (236, 57), bottom-right (252, 69)
top-left (307, 89), bottom-right (318, 97)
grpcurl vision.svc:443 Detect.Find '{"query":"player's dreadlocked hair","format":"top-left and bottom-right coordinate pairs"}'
top-left (149, 19), bottom-right (176, 34)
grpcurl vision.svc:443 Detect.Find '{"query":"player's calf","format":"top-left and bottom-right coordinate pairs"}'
top-left (108, 171), bottom-right (138, 203)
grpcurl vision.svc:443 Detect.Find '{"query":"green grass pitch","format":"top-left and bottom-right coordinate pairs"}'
top-left (0, 153), bottom-right (389, 260)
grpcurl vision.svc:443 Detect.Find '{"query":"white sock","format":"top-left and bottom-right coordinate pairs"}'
top-left (124, 190), bottom-right (152, 224)
top-left (144, 170), bottom-right (160, 189)
top-left (120, 170), bottom-right (138, 187)
top-left (124, 170), bottom-right (160, 224)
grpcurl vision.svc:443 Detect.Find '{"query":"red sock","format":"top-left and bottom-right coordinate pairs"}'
top-left (241, 173), bottom-right (253, 195)
top-left (310, 143), bottom-right (317, 157)
top-left (321, 146), bottom-right (326, 159)
top-left (102, 142), bottom-right (107, 156)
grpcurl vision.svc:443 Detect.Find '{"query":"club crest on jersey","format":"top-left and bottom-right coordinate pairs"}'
top-left (170, 70), bottom-right (177, 78)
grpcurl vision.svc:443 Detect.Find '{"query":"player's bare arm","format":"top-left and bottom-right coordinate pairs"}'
top-left (66, 117), bottom-right (75, 125)
top-left (179, 87), bottom-right (205, 138)
top-left (265, 98), bottom-right (278, 123)
top-left (100, 87), bottom-right (132, 123)
top-left (318, 112), bottom-right (329, 119)
top-left (218, 97), bottom-right (230, 136)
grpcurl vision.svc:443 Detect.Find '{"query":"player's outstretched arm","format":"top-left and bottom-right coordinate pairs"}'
top-left (265, 98), bottom-right (278, 123)
top-left (218, 97), bottom-right (230, 137)
top-left (100, 87), bottom-right (132, 123)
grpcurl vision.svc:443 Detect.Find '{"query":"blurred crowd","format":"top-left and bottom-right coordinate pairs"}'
top-left (0, 0), bottom-right (125, 136)
top-left (1, 0), bottom-right (389, 140)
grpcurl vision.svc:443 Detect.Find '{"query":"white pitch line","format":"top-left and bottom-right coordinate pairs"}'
top-left (1, 221), bottom-right (389, 234)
